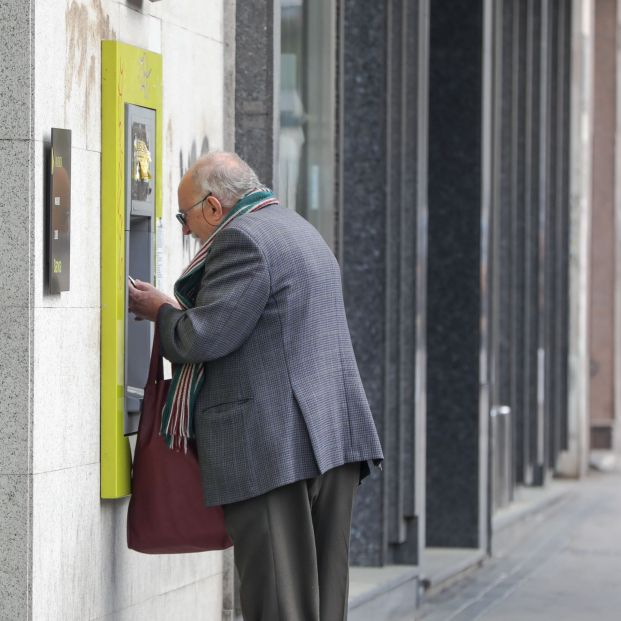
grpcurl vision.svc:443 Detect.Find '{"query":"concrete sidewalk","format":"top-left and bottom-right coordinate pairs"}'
top-left (418, 468), bottom-right (621, 621)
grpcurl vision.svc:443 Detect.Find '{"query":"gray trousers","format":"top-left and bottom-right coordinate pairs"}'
top-left (222, 462), bottom-right (361, 621)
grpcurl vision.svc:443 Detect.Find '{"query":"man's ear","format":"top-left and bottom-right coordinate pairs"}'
top-left (204, 195), bottom-right (224, 223)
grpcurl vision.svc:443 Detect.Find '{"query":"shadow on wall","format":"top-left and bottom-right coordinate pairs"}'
top-left (179, 136), bottom-right (210, 263)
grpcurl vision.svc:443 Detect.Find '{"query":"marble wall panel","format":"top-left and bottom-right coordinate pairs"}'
top-left (32, 465), bottom-right (102, 620)
top-left (0, 0), bottom-right (32, 140)
top-left (0, 142), bottom-right (32, 483)
top-left (32, 307), bottom-right (100, 474)
top-left (0, 306), bottom-right (31, 476)
top-left (161, 22), bottom-right (225, 160)
top-left (154, 0), bottom-right (223, 43)
top-left (34, 0), bottom-right (120, 151)
top-left (0, 135), bottom-right (33, 483)
top-left (32, 463), bottom-right (223, 620)
top-left (96, 574), bottom-right (223, 621)
top-left (160, 21), bottom-right (224, 290)
top-left (0, 140), bottom-right (33, 310)
top-left (118, 4), bottom-right (162, 53)
top-left (99, 499), bottom-right (223, 616)
top-left (0, 4), bottom-right (33, 618)
top-left (26, 2), bottom-right (228, 619)
top-left (0, 475), bottom-right (30, 621)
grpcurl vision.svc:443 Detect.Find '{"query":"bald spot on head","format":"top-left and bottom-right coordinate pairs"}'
top-left (181, 151), bottom-right (261, 208)
top-left (188, 152), bottom-right (237, 191)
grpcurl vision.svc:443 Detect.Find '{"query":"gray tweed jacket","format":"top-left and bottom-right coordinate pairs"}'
top-left (158, 204), bottom-right (383, 506)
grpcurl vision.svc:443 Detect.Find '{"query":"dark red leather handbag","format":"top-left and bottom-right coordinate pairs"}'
top-left (127, 326), bottom-right (233, 554)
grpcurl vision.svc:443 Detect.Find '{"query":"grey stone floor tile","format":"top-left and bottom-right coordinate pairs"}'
top-left (417, 469), bottom-right (621, 621)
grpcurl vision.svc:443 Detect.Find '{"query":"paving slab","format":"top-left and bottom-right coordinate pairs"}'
top-left (348, 565), bottom-right (418, 621)
top-left (418, 469), bottom-right (621, 621)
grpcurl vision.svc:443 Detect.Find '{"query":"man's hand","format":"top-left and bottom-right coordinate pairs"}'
top-left (128, 280), bottom-right (181, 322)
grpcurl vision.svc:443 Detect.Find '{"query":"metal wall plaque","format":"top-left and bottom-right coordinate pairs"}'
top-left (48, 128), bottom-right (71, 293)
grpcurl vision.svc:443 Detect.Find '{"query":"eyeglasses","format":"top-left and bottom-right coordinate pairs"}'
top-left (176, 192), bottom-right (212, 226)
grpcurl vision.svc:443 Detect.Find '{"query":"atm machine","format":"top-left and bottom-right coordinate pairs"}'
top-left (124, 104), bottom-right (156, 435)
top-left (101, 42), bottom-right (162, 499)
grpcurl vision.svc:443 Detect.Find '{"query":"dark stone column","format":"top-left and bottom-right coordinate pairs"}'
top-left (235, 0), bottom-right (278, 186)
top-left (340, 0), bottom-right (389, 566)
top-left (235, 0), bottom-right (430, 568)
top-left (492, 0), bottom-right (572, 488)
top-left (425, 0), bottom-right (485, 548)
top-left (341, 0), bottom-right (429, 567)
top-left (557, 1), bottom-right (571, 454)
top-left (385, 0), bottom-right (429, 566)
top-left (489, 0), bottom-right (519, 512)
top-left (523, 0), bottom-right (543, 486)
top-left (546, 0), bottom-right (572, 468)
top-left (511, 0), bottom-right (546, 487)
top-left (511, 0), bottom-right (529, 485)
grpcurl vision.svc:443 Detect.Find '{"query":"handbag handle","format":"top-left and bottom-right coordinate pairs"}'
top-left (147, 322), bottom-right (165, 385)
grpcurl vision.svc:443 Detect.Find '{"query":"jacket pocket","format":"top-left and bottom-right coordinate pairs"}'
top-left (202, 397), bottom-right (252, 415)
top-left (194, 400), bottom-right (257, 496)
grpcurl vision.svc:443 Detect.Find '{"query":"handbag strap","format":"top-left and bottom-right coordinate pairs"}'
top-left (147, 322), bottom-right (164, 385)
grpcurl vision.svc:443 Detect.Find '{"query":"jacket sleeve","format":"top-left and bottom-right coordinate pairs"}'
top-left (157, 227), bottom-right (270, 364)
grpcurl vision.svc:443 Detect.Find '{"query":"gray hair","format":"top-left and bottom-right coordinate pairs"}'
top-left (190, 151), bottom-right (261, 208)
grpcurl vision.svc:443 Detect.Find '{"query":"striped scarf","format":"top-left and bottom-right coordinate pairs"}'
top-left (161, 188), bottom-right (279, 451)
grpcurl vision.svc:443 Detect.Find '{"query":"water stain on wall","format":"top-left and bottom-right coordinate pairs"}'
top-left (65, 0), bottom-right (117, 136)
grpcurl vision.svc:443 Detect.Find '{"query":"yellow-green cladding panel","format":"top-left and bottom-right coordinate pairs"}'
top-left (101, 41), bottom-right (162, 498)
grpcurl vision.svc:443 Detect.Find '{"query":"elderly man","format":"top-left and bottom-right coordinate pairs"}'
top-left (128, 151), bottom-right (383, 621)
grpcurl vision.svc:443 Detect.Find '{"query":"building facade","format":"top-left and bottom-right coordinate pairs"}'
top-left (0, 0), bottom-right (616, 619)
top-left (1, 1), bottom-right (236, 619)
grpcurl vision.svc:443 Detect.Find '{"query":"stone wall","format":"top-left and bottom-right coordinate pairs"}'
top-left (1, 1), bottom-right (231, 619)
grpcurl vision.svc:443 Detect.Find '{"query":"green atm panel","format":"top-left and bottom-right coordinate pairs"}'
top-left (101, 41), bottom-right (162, 499)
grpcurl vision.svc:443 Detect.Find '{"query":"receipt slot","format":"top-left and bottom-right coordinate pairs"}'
top-left (101, 42), bottom-right (162, 498)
